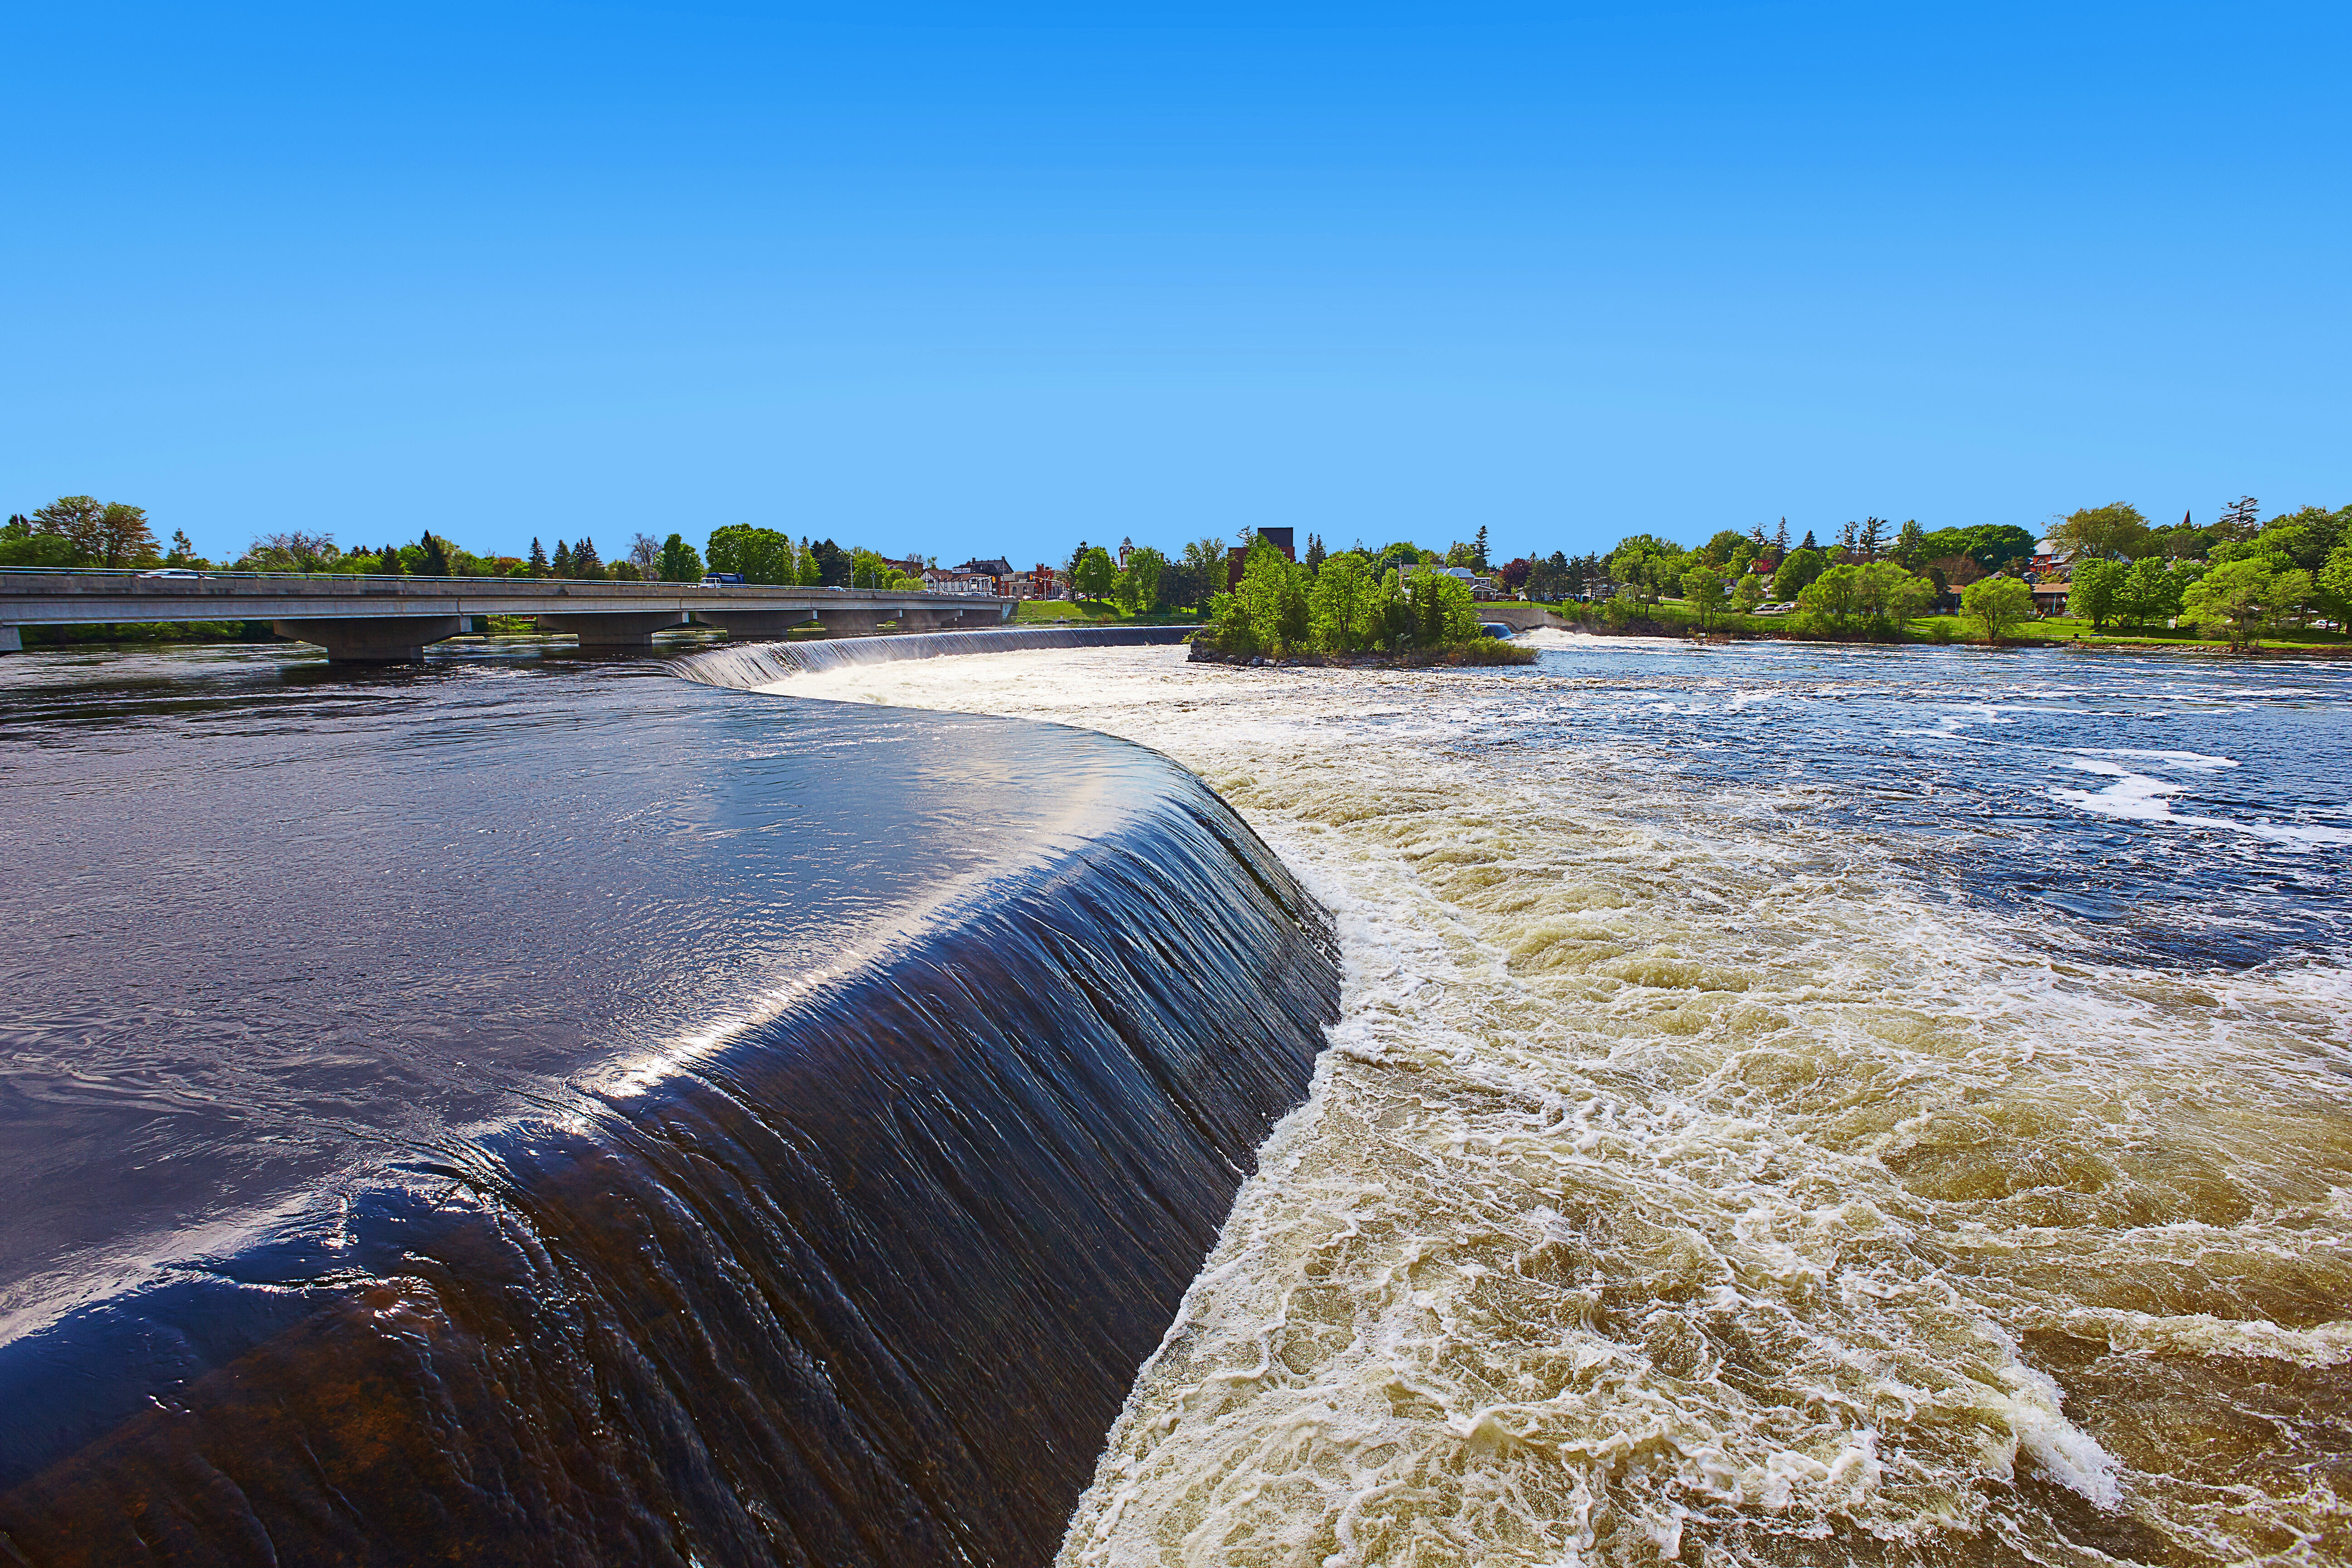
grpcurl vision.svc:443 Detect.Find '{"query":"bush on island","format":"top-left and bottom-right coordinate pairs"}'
top-left (1191, 538), bottom-right (1532, 665)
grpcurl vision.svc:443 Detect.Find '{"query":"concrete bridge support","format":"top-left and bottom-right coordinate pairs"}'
top-left (890, 607), bottom-right (970, 632)
top-left (813, 607), bottom-right (892, 637)
top-left (0, 624), bottom-right (19, 654)
top-left (274, 616), bottom-right (466, 663)
top-left (693, 608), bottom-right (818, 641)
top-left (536, 612), bottom-right (690, 651)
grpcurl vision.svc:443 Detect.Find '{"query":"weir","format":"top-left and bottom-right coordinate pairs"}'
top-left (675, 621), bottom-right (1196, 686)
top-left (0, 654), bottom-right (1333, 1568)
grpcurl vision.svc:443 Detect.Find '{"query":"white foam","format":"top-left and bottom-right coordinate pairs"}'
top-left (2053, 758), bottom-right (2352, 844)
top-left (727, 642), bottom-right (2352, 1565)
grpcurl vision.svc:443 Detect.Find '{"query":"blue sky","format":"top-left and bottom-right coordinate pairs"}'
top-left (5, 2), bottom-right (2346, 566)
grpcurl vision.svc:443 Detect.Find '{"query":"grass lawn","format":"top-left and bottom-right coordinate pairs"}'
top-left (2019, 614), bottom-right (2351, 652)
top-left (1013, 600), bottom-right (1203, 624)
top-left (1519, 601), bottom-right (2350, 654)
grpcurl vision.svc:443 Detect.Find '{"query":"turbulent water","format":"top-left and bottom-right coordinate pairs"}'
top-left (734, 633), bottom-right (2352, 1568)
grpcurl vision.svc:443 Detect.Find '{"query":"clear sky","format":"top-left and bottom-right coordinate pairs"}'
top-left (5, 2), bottom-right (2346, 567)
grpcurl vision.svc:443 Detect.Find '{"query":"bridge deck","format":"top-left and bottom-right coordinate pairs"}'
top-left (0, 570), bottom-right (1007, 625)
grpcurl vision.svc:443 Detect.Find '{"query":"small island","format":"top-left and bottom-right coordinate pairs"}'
top-left (1188, 537), bottom-right (1534, 666)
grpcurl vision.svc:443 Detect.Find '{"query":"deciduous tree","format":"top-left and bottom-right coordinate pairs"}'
top-left (2066, 559), bottom-right (2126, 631)
top-left (1961, 576), bottom-right (2036, 645)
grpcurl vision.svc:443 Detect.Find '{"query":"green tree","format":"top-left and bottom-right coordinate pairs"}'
top-left (1961, 576), bottom-right (2036, 644)
top-left (1074, 545), bottom-right (1117, 602)
top-left (572, 536), bottom-right (604, 578)
top-left (94, 503), bottom-right (158, 568)
top-left (1308, 552), bottom-right (1377, 650)
top-left (1772, 546), bottom-right (1825, 601)
top-left (1610, 535), bottom-right (1688, 603)
top-left (797, 536), bottom-right (823, 586)
top-left (2115, 558), bottom-right (2180, 629)
top-left (706, 525), bottom-right (797, 584)
top-left (1681, 564), bottom-right (1729, 630)
top-left (1409, 568), bottom-right (1477, 646)
top-left (551, 539), bottom-right (573, 576)
top-left (1892, 519), bottom-right (1927, 567)
top-left (31, 496), bottom-right (105, 564)
top-left (0, 511), bottom-right (79, 568)
top-left (1303, 533), bottom-right (1326, 573)
top-left (1472, 525), bottom-right (1490, 571)
top-left (1116, 545), bottom-right (1167, 613)
top-left (2259, 505), bottom-right (2347, 573)
top-left (658, 533), bottom-right (703, 582)
top-left (529, 538), bottom-right (550, 575)
top-left (1861, 562), bottom-right (1936, 627)
top-left (419, 531), bottom-right (452, 576)
top-left (2066, 559), bottom-right (2126, 631)
top-left (1918, 524), bottom-right (2040, 574)
top-left (1731, 571), bottom-right (1765, 613)
top-left (1701, 530), bottom-right (1748, 567)
top-left (2180, 557), bottom-right (2310, 648)
top-left (2309, 536), bottom-right (2352, 626)
top-left (2054, 503), bottom-right (2152, 562)
top-left (808, 538), bottom-right (850, 587)
top-left (165, 529), bottom-right (199, 567)
top-left (1798, 563), bottom-right (1865, 630)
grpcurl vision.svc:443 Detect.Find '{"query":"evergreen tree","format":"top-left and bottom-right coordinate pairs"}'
top-left (1799, 529), bottom-right (1819, 552)
top-left (1303, 532), bottom-right (1326, 573)
top-left (529, 537), bottom-right (549, 575)
top-left (1894, 519), bottom-right (1927, 567)
top-left (1472, 525), bottom-right (1490, 571)
top-left (552, 539), bottom-right (574, 577)
top-left (166, 529), bottom-right (198, 566)
top-left (1774, 518), bottom-right (1791, 554)
top-left (573, 535), bottom-right (603, 578)
top-left (1860, 517), bottom-right (1886, 559)
top-left (417, 531), bottom-right (451, 576)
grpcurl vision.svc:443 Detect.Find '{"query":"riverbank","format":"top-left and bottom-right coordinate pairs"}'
top-left (1522, 602), bottom-right (2352, 656)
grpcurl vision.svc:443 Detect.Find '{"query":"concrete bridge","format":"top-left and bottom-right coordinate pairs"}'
top-left (0, 571), bottom-right (1014, 662)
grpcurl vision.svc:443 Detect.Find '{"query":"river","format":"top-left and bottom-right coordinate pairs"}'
top-left (1, 632), bottom-right (2345, 1567)
top-left (732, 633), bottom-right (2352, 1568)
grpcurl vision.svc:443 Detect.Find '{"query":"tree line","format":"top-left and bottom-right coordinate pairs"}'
top-left (2054, 500), bottom-right (2350, 648)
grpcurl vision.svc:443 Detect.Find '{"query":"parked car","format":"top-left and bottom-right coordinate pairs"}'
top-left (138, 568), bottom-right (201, 579)
top-left (701, 572), bottom-right (745, 586)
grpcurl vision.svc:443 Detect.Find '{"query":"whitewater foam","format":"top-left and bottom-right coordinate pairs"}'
top-left (739, 642), bottom-right (2352, 1567)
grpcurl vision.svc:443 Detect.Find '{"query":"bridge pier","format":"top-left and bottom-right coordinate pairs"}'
top-left (274, 616), bottom-right (465, 663)
top-left (813, 607), bottom-right (891, 637)
top-left (0, 624), bottom-right (18, 654)
top-left (891, 607), bottom-right (971, 632)
top-left (692, 608), bottom-right (818, 642)
top-left (535, 612), bottom-right (690, 651)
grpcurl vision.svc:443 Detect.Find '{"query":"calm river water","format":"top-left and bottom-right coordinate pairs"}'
top-left (750, 635), bottom-right (2352, 1568)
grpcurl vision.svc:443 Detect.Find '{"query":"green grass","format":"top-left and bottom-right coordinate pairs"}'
top-left (1012, 600), bottom-right (1203, 624)
top-left (1520, 601), bottom-right (2349, 653)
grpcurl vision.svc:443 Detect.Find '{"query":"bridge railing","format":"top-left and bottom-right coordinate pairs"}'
top-left (0, 567), bottom-right (1005, 595)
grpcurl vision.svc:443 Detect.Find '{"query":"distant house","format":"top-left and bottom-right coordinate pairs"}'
top-left (1401, 561), bottom-right (1501, 601)
top-left (1226, 526), bottom-right (1297, 589)
top-left (922, 568), bottom-right (997, 596)
top-left (955, 556), bottom-right (1014, 579)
